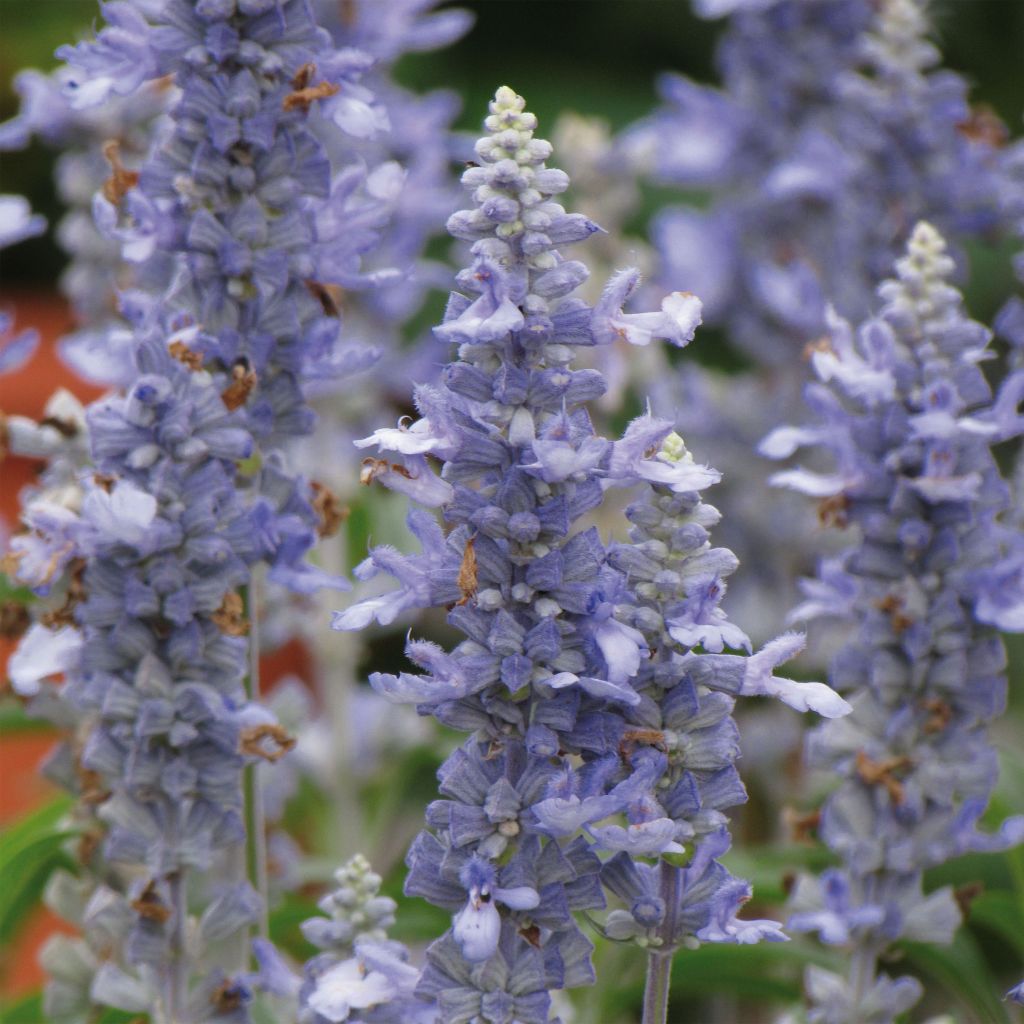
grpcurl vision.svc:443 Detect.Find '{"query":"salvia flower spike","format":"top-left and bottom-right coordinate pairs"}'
top-left (339, 85), bottom-right (849, 1023)
top-left (765, 222), bottom-right (1024, 1023)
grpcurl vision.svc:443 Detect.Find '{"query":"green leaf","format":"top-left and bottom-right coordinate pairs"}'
top-left (384, 894), bottom-right (449, 946)
top-left (722, 843), bottom-right (834, 904)
top-left (969, 890), bottom-right (1024, 960)
top-left (268, 894), bottom-right (321, 960)
top-left (0, 700), bottom-right (54, 735)
top-left (96, 1010), bottom-right (140, 1024)
top-left (901, 930), bottom-right (1011, 1024)
top-left (0, 797), bottom-right (73, 871)
top-left (0, 797), bottom-right (76, 948)
top-left (0, 573), bottom-right (34, 605)
top-left (669, 938), bottom-right (841, 1003)
top-left (0, 992), bottom-right (44, 1023)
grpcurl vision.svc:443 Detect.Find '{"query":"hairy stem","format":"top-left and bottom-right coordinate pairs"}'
top-left (642, 860), bottom-right (682, 1024)
top-left (314, 516), bottom-right (363, 861)
top-left (642, 949), bottom-right (673, 1024)
top-left (162, 802), bottom-right (189, 1024)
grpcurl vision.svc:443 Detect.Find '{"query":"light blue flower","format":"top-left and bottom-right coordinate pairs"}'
top-left (771, 223), bottom-right (1024, 1022)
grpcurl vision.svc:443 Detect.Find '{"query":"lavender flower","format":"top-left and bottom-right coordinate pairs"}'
top-left (618, 0), bottom-right (1016, 647)
top-left (547, 113), bottom-right (656, 413)
top-left (230, 852), bottom-right (430, 1023)
top-left (4, 0), bottom-right (398, 1018)
top-left (629, 0), bottom-right (1009, 362)
top-left (313, 0), bottom-right (471, 334)
top-left (56, 0), bottom-right (387, 462)
top-left (0, 196), bottom-right (45, 380)
top-left (582, 427), bottom-right (850, 1022)
top-left (338, 85), bottom-right (849, 1022)
top-left (994, 122), bottom-right (1024, 527)
top-left (13, 338), bottom-right (278, 1022)
top-left (336, 84), bottom-right (663, 1018)
top-left (0, 68), bottom-right (172, 385)
top-left (294, 854), bottom-right (433, 1024)
top-left (0, 193), bottom-right (46, 248)
top-left (764, 223), bottom-right (1024, 1022)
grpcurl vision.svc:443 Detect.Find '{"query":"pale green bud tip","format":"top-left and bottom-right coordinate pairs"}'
top-left (908, 220), bottom-right (944, 257)
top-left (491, 86), bottom-right (525, 114)
top-left (486, 86), bottom-right (538, 135)
top-left (898, 220), bottom-right (954, 286)
top-left (659, 432), bottom-right (692, 464)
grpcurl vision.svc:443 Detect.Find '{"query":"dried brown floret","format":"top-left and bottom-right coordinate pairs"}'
top-left (855, 750), bottom-right (912, 805)
top-left (212, 592), bottom-right (250, 637)
top-left (239, 723), bottom-right (297, 762)
top-left (311, 481), bottom-right (347, 538)
top-left (221, 361), bottom-right (257, 411)
top-left (131, 879), bottom-right (172, 923)
top-left (456, 536), bottom-right (478, 606)
top-left (101, 140), bottom-right (139, 204)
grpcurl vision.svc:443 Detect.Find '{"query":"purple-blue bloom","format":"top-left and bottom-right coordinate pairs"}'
top-left (616, 0), bottom-right (1019, 652)
top-left (628, 0), bottom-right (1010, 363)
top-left (337, 84), bottom-right (664, 1014)
top-left (4, 0), bottom-right (402, 1017)
top-left (338, 85), bottom-right (850, 1019)
top-left (0, 68), bottom-right (171, 386)
top-left (767, 222), bottom-right (1024, 1022)
top-left (0, 193), bottom-right (46, 248)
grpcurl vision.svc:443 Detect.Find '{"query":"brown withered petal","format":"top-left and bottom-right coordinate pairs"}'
top-left (311, 481), bottom-right (347, 538)
top-left (211, 981), bottom-right (247, 1013)
top-left (101, 140), bottom-right (140, 205)
top-left (817, 493), bottom-right (849, 529)
top-left (131, 880), bottom-right (172, 923)
top-left (618, 728), bottom-right (668, 760)
top-left (455, 536), bottom-right (478, 606)
top-left (0, 601), bottom-right (30, 639)
top-left (212, 592), bottom-right (250, 637)
top-left (221, 364), bottom-right (258, 411)
top-left (855, 750), bottom-right (912, 806)
top-left (239, 723), bottom-right (297, 762)
top-left (783, 806), bottom-right (821, 844)
top-left (283, 79), bottom-right (339, 113)
top-left (305, 279), bottom-right (343, 317)
top-left (169, 339), bottom-right (204, 370)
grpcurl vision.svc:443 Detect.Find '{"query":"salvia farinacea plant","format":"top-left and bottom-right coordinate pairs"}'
top-left (763, 222), bottom-right (1024, 1023)
top-left (3, 0), bottom-right (397, 1019)
top-left (337, 84), bottom-right (851, 1024)
top-left (611, 0), bottom-right (1017, 648)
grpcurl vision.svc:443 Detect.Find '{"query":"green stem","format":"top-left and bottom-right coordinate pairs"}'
top-left (314, 527), bottom-right (363, 861)
top-left (1008, 842), bottom-right (1024, 917)
top-left (849, 934), bottom-right (883, 1003)
top-left (158, 801), bottom-right (189, 1024)
top-left (642, 950), bottom-right (673, 1024)
top-left (848, 874), bottom-right (885, 1014)
top-left (244, 570), bottom-right (269, 942)
top-left (168, 867), bottom-right (189, 1022)
top-left (642, 860), bottom-right (682, 1024)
